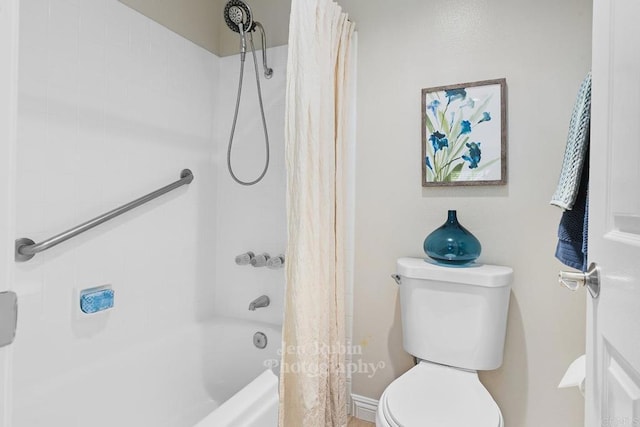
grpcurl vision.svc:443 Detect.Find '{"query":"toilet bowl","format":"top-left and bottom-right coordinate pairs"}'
top-left (375, 361), bottom-right (503, 427)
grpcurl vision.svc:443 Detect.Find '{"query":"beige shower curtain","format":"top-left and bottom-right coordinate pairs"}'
top-left (279, 0), bottom-right (356, 426)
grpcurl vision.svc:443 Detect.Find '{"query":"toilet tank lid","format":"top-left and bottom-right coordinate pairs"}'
top-left (397, 257), bottom-right (513, 288)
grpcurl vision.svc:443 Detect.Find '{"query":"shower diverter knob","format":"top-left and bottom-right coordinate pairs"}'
top-left (235, 251), bottom-right (255, 265)
top-left (251, 253), bottom-right (270, 267)
top-left (266, 254), bottom-right (285, 269)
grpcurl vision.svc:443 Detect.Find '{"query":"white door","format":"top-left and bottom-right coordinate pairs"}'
top-left (0, 0), bottom-right (18, 426)
top-left (587, 0), bottom-right (640, 426)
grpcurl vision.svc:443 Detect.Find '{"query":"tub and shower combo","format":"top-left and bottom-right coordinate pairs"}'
top-left (7, 0), bottom-right (285, 426)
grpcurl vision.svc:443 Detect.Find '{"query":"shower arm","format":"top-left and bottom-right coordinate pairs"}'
top-left (253, 22), bottom-right (273, 79)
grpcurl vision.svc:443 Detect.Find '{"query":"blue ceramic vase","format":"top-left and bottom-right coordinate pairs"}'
top-left (423, 210), bottom-right (481, 266)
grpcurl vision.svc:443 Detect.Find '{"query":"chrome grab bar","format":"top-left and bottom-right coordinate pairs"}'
top-left (15, 169), bottom-right (194, 262)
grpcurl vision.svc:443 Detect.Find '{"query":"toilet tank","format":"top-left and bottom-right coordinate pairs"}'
top-left (397, 257), bottom-right (512, 371)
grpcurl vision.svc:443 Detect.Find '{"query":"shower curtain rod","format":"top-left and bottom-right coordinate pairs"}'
top-left (14, 169), bottom-right (194, 262)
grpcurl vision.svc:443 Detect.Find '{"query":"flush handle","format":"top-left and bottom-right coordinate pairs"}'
top-left (391, 274), bottom-right (401, 285)
top-left (559, 262), bottom-right (600, 298)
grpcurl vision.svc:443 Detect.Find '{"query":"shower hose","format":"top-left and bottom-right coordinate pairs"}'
top-left (226, 32), bottom-right (270, 186)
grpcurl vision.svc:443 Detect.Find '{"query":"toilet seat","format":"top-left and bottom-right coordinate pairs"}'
top-left (378, 361), bottom-right (503, 427)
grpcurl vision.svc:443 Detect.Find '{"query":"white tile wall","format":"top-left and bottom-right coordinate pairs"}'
top-left (12, 0), bottom-right (218, 425)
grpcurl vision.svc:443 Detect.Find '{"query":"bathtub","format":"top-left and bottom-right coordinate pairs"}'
top-left (11, 316), bottom-right (281, 427)
top-left (194, 317), bottom-right (281, 427)
top-left (194, 369), bottom-right (279, 427)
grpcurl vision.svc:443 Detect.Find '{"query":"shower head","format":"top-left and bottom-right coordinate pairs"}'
top-left (224, 0), bottom-right (255, 33)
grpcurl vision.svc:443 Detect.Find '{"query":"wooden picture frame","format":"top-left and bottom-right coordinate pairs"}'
top-left (422, 78), bottom-right (507, 186)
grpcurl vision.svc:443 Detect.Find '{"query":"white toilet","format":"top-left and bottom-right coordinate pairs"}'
top-left (376, 257), bottom-right (513, 427)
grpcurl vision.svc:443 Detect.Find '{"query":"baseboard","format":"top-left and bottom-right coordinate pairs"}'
top-left (351, 393), bottom-right (378, 423)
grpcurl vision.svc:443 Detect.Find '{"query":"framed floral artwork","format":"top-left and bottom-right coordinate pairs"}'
top-left (422, 78), bottom-right (507, 186)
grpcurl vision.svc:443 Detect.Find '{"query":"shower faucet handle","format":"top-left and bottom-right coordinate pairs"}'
top-left (235, 251), bottom-right (255, 266)
top-left (250, 253), bottom-right (270, 267)
top-left (266, 254), bottom-right (285, 269)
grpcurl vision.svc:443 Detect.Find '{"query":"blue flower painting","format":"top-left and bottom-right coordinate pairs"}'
top-left (422, 79), bottom-right (505, 185)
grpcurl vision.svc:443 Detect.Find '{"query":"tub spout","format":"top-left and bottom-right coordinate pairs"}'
top-left (249, 295), bottom-right (270, 311)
